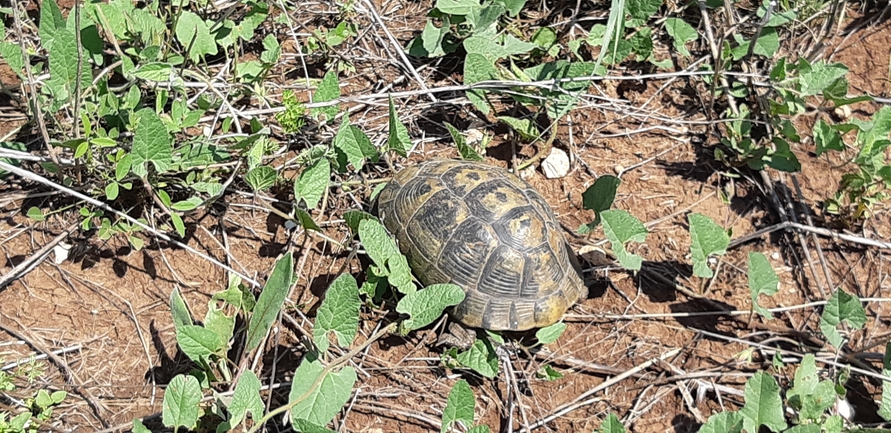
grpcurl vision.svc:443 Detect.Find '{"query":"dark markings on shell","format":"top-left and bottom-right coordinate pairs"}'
top-left (376, 159), bottom-right (588, 331)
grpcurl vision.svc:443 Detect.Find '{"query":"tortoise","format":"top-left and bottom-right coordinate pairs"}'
top-left (375, 159), bottom-right (588, 331)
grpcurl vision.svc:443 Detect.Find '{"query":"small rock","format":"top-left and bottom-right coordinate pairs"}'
top-left (771, 252), bottom-right (780, 260)
top-left (465, 128), bottom-right (485, 146)
top-left (542, 147), bottom-right (570, 179)
top-left (614, 165), bottom-right (624, 175)
top-left (53, 242), bottom-right (72, 264)
top-left (834, 105), bottom-right (852, 119)
top-left (519, 165), bottom-right (536, 180)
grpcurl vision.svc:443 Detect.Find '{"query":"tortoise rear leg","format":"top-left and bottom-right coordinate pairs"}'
top-left (436, 321), bottom-right (477, 351)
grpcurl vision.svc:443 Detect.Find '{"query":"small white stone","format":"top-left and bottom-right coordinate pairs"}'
top-left (465, 128), bottom-right (485, 146)
top-left (835, 397), bottom-right (854, 420)
top-left (614, 165), bottom-right (624, 175)
top-left (834, 106), bottom-right (852, 119)
top-left (771, 252), bottom-right (780, 260)
top-left (519, 165), bottom-right (536, 180)
top-left (53, 242), bottom-right (72, 264)
top-left (542, 147), bottom-right (570, 179)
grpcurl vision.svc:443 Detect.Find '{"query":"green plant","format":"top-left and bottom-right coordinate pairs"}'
top-left (0, 0), bottom-right (289, 247)
top-left (276, 90), bottom-right (308, 134)
top-left (0, 358), bottom-right (66, 433)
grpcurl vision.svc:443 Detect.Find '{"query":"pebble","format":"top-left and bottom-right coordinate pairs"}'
top-left (53, 242), bottom-right (72, 264)
top-left (542, 147), bottom-right (570, 178)
top-left (519, 165), bottom-right (536, 180)
top-left (465, 128), bottom-right (485, 146)
top-left (834, 105), bottom-right (852, 119)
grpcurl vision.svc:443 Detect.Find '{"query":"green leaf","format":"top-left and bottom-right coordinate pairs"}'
top-left (176, 325), bottom-right (225, 362)
top-left (170, 213), bottom-right (186, 238)
top-left (688, 213), bottom-right (729, 278)
top-left (245, 253), bottom-right (294, 352)
top-left (464, 33), bottom-right (535, 62)
top-left (464, 53), bottom-right (498, 114)
top-left (629, 27), bottom-right (653, 61)
top-left (823, 78), bottom-right (873, 107)
top-left (798, 380), bottom-right (836, 421)
top-left (442, 380), bottom-right (474, 433)
top-left (819, 289), bottom-right (867, 349)
top-left (261, 34), bottom-right (281, 64)
top-left (879, 342), bottom-right (891, 421)
top-left (785, 425), bottom-right (821, 433)
top-left (800, 61), bottom-right (849, 97)
top-left (313, 274), bottom-right (361, 353)
top-left (625, 0), bottom-right (662, 20)
top-left (359, 219), bottom-right (416, 293)
top-left (788, 354), bottom-right (818, 401)
top-left (311, 70), bottom-right (340, 121)
top-left (752, 28), bottom-right (780, 57)
top-left (246, 166), bottom-right (278, 191)
top-left (289, 359), bottom-right (357, 427)
top-left (162, 374), bottom-right (202, 431)
top-left (757, 3), bottom-right (797, 26)
top-left (698, 411), bottom-right (743, 433)
top-left (294, 207), bottom-right (322, 231)
top-left (739, 371), bottom-right (787, 433)
top-left (445, 122), bottom-right (483, 161)
top-left (131, 109), bottom-right (173, 177)
top-left (664, 18), bottom-right (697, 57)
top-left (295, 158), bottom-right (330, 210)
top-left (535, 322), bottom-right (566, 345)
top-left (7, 412), bottom-right (31, 431)
top-left (455, 338), bottom-right (499, 378)
top-left (578, 175), bottom-right (620, 233)
top-left (497, 116), bottom-right (539, 141)
top-left (39, 0), bottom-right (66, 49)
top-left (814, 120), bottom-right (845, 156)
top-left (228, 370), bottom-right (263, 427)
top-left (596, 413), bottom-right (626, 433)
top-left (174, 11), bottom-right (218, 62)
top-left (334, 119), bottom-right (378, 170)
top-left (747, 252), bottom-right (779, 318)
top-left (600, 210), bottom-right (647, 271)
top-left (27, 206), bottom-right (45, 222)
top-left (34, 390), bottom-right (53, 409)
top-left (47, 27), bottom-right (90, 109)
top-left (531, 27), bottom-right (557, 51)
top-left (131, 62), bottom-right (177, 82)
top-left (171, 197), bottom-right (203, 212)
top-left (204, 299), bottom-right (235, 344)
top-left (436, 0), bottom-right (482, 15)
top-left (343, 210), bottom-right (376, 233)
top-left (170, 287), bottom-right (193, 333)
top-left (292, 419), bottom-right (338, 433)
top-left (387, 96), bottom-right (410, 156)
top-left (396, 284), bottom-right (465, 331)
top-left (409, 18), bottom-right (450, 57)
top-left (0, 42), bottom-right (25, 79)
top-left (132, 418), bottom-right (151, 433)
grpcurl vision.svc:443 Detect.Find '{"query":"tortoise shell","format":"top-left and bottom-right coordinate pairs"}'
top-left (375, 159), bottom-right (587, 331)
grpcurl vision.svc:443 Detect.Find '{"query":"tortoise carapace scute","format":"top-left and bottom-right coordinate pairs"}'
top-left (375, 159), bottom-right (587, 331)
